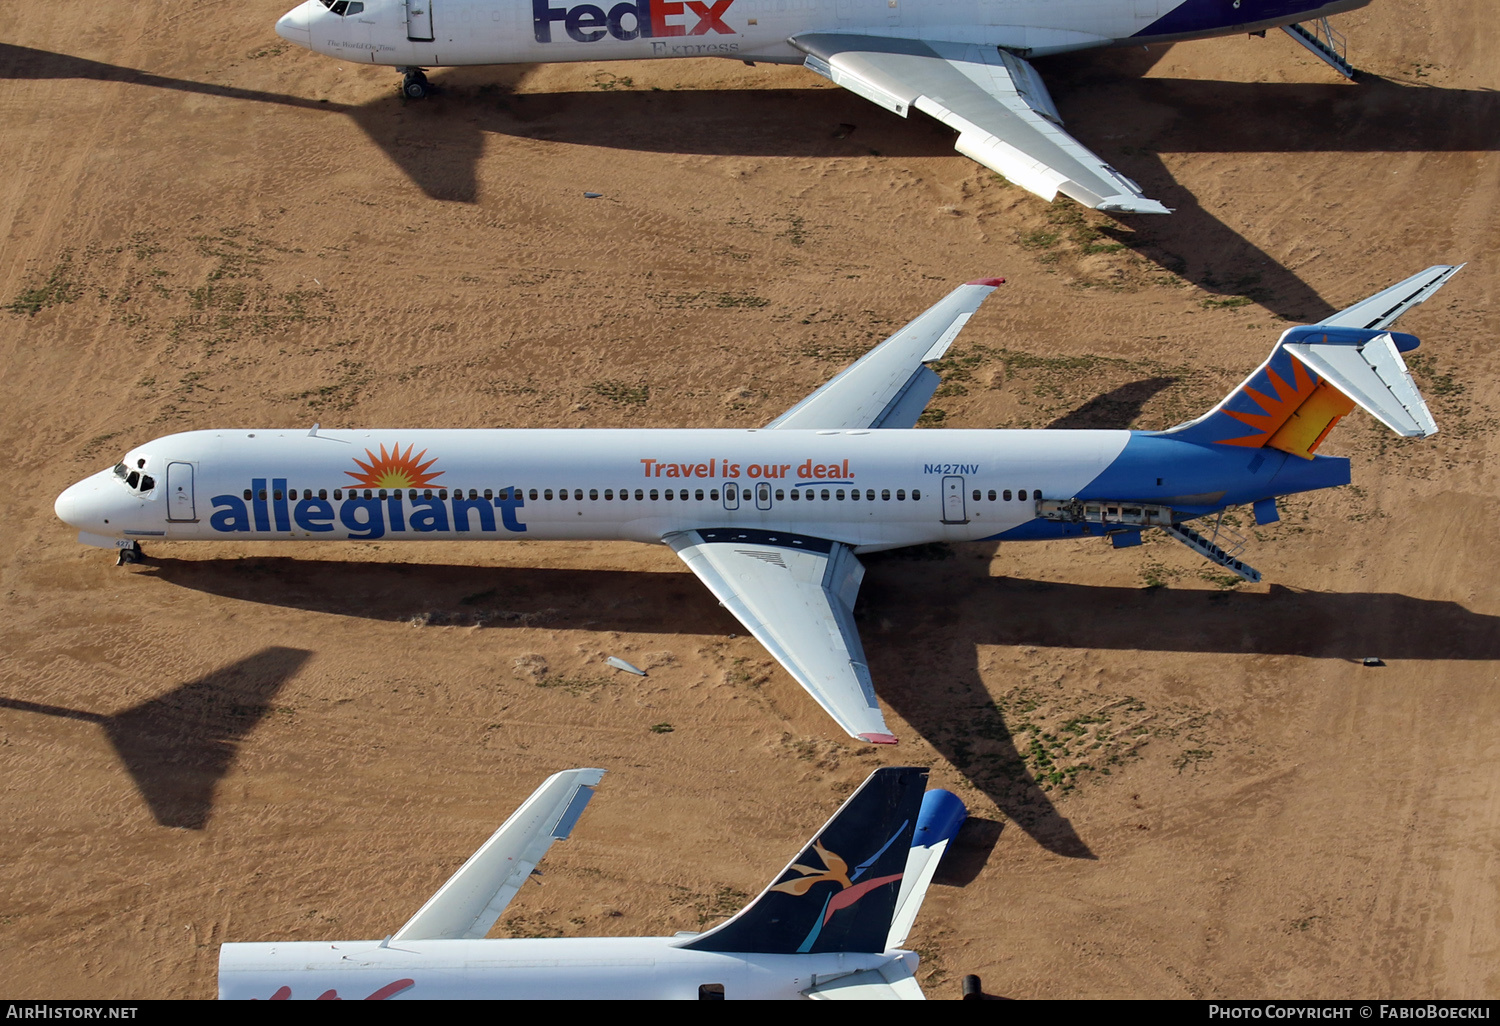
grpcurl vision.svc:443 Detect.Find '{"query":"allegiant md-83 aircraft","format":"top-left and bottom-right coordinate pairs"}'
top-left (56, 265), bottom-right (1458, 744)
top-left (274, 0), bottom-right (1371, 213)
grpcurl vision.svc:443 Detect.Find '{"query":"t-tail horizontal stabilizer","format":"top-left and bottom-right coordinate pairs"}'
top-left (885, 789), bottom-right (967, 950)
top-left (678, 766), bottom-right (929, 955)
top-left (1283, 331), bottom-right (1437, 439)
top-left (391, 767), bottom-right (605, 941)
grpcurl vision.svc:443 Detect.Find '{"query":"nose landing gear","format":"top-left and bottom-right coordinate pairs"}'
top-left (115, 541), bottom-right (144, 566)
top-left (399, 68), bottom-right (431, 100)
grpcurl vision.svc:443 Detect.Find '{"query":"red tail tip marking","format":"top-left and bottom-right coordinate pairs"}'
top-left (965, 277), bottom-right (1006, 287)
top-left (859, 733), bottom-right (900, 745)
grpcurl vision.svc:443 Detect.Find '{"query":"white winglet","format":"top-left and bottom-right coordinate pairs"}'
top-left (391, 768), bottom-right (605, 941)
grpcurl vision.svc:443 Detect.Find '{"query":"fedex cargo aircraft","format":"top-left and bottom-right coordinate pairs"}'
top-left (273, 0), bottom-right (1370, 212)
top-left (56, 266), bottom-right (1457, 744)
top-left (219, 766), bottom-right (968, 999)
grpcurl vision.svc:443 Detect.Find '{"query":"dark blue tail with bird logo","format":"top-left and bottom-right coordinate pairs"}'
top-left (678, 766), bottom-right (928, 954)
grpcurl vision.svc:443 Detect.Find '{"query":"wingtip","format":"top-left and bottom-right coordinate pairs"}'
top-left (965, 277), bottom-right (1006, 287)
top-left (858, 732), bottom-right (900, 745)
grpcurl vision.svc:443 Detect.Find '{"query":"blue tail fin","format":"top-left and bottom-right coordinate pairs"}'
top-left (1163, 326), bottom-right (1424, 458)
top-left (678, 766), bottom-right (928, 954)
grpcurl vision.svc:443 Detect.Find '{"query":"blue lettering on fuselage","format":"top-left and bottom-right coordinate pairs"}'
top-left (208, 485), bottom-right (528, 537)
top-left (923, 463), bottom-right (980, 474)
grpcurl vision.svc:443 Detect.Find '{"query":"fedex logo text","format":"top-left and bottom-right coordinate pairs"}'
top-left (532, 0), bottom-right (735, 44)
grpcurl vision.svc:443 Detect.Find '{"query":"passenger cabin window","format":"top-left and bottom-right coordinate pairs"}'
top-left (1018, 489), bottom-right (1028, 501)
top-left (896, 489), bottom-right (905, 500)
top-left (698, 984), bottom-right (725, 1000)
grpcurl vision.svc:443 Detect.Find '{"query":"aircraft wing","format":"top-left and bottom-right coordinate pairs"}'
top-left (391, 768), bottom-right (605, 941)
top-left (664, 528), bottom-right (895, 743)
top-left (1315, 264), bottom-right (1463, 331)
top-left (791, 33), bottom-right (1170, 215)
top-left (767, 278), bottom-right (1002, 431)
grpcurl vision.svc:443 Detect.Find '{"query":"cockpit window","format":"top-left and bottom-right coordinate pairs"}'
top-left (113, 463), bottom-right (129, 479)
top-left (322, 0), bottom-right (364, 13)
top-left (126, 471), bottom-right (140, 489)
top-left (140, 475), bottom-right (155, 491)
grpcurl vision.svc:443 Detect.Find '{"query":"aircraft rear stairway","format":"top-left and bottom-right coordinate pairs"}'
top-left (1282, 19), bottom-right (1356, 80)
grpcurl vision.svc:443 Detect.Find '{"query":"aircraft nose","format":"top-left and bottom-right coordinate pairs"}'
top-left (275, 4), bottom-right (314, 46)
top-left (55, 474), bottom-right (116, 532)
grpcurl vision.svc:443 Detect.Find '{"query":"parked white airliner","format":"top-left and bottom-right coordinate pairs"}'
top-left (219, 765), bottom-right (968, 999)
top-left (55, 267), bottom-right (1458, 743)
top-left (273, 0), bottom-right (1369, 213)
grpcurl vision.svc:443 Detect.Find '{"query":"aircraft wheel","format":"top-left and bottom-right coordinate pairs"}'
top-left (116, 542), bottom-right (143, 566)
top-left (402, 72), bottom-right (430, 100)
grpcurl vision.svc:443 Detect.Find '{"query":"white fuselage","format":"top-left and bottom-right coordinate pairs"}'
top-left (218, 935), bottom-right (917, 999)
top-left (57, 427), bottom-right (1130, 551)
top-left (274, 0), bottom-right (1370, 69)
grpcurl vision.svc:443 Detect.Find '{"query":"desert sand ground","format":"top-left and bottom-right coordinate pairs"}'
top-left (2, 0), bottom-right (1497, 1000)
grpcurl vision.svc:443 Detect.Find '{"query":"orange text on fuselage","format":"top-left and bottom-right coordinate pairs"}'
top-left (638, 458), bottom-right (854, 480)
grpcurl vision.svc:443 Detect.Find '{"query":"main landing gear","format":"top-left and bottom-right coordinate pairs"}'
top-left (399, 67), bottom-right (431, 100)
top-left (116, 540), bottom-right (143, 566)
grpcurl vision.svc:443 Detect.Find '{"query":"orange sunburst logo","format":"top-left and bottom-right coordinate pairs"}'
top-left (346, 443), bottom-right (444, 489)
top-left (1217, 356), bottom-right (1321, 448)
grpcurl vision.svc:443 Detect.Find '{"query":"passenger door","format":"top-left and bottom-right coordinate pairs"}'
top-left (407, 0), bottom-right (434, 41)
top-left (166, 462), bottom-right (197, 522)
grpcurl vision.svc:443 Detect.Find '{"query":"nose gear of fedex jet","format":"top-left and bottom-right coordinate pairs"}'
top-left (115, 540), bottom-right (143, 567)
top-left (399, 68), bottom-right (430, 100)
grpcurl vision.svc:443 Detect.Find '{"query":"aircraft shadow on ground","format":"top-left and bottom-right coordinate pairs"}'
top-left (0, 646), bottom-right (311, 829)
top-left (1045, 376), bottom-right (1179, 430)
top-left (10, 42), bottom-right (1497, 318)
top-left (142, 548), bottom-right (1498, 857)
